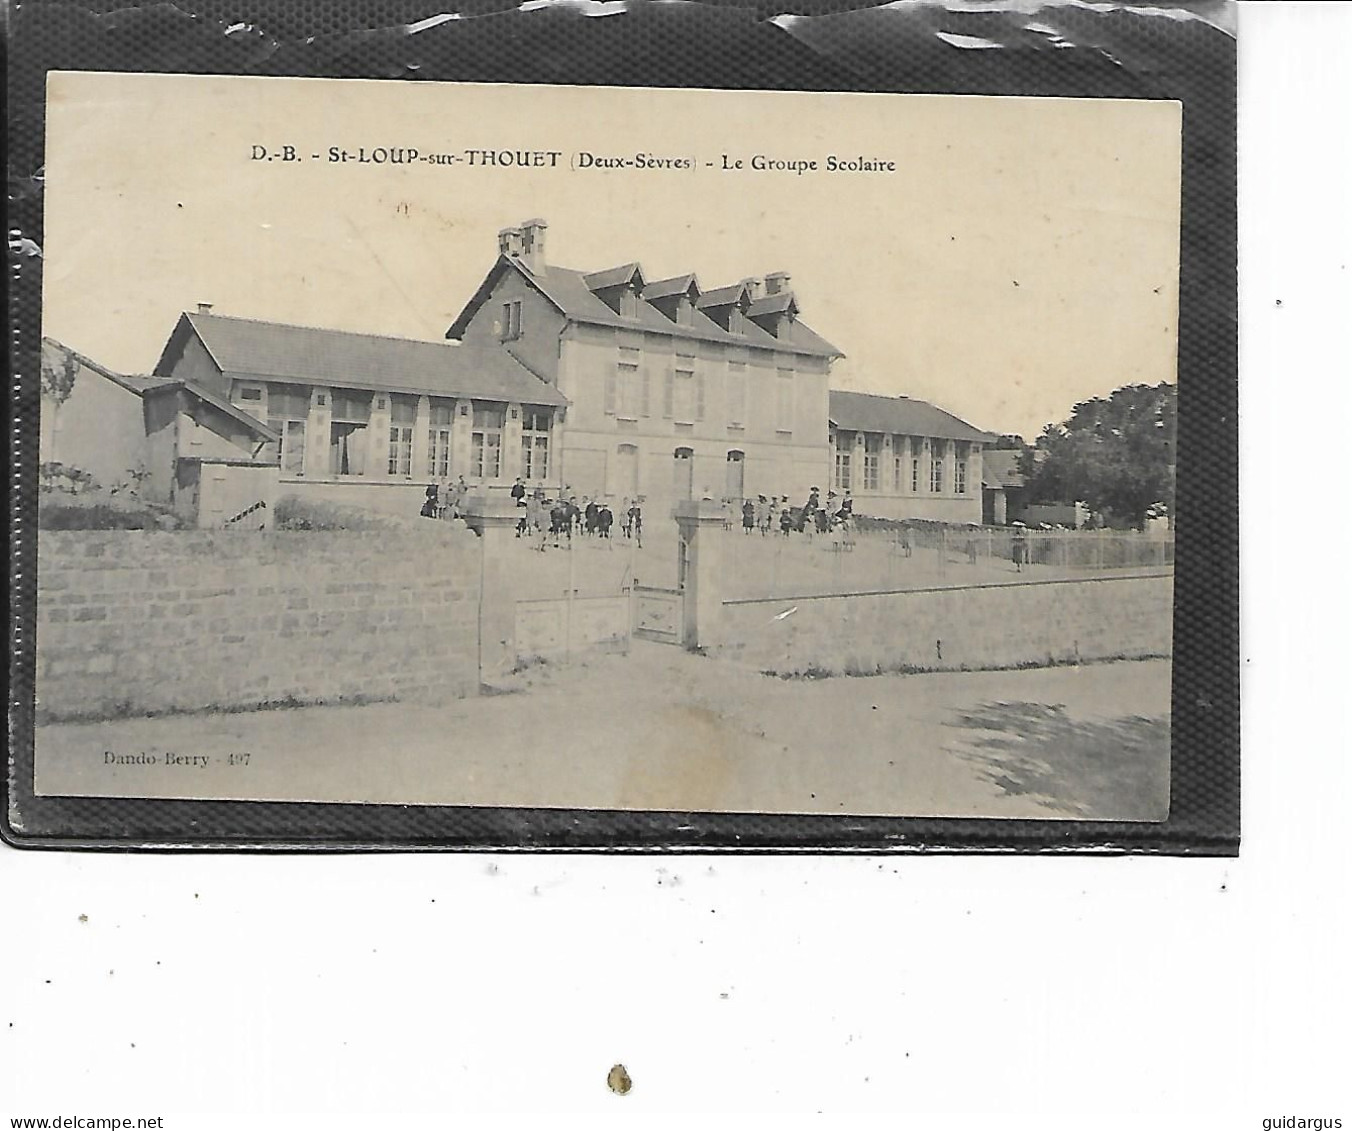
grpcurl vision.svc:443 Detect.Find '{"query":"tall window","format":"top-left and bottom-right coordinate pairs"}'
top-left (863, 434), bottom-right (881, 491)
top-left (776, 369), bottom-right (794, 432)
top-left (500, 300), bottom-right (522, 341)
top-left (662, 368), bottom-right (675, 419)
top-left (673, 358), bottom-right (697, 422)
top-left (911, 438), bottom-right (923, 494)
top-left (428, 401), bottom-right (453, 478)
top-left (521, 410), bottom-right (550, 480)
top-left (266, 384), bottom-right (308, 476)
top-left (329, 390), bottom-right (372, 476)
top-left (893, 437), bottom-right (905, 492)
top-left (834, 432), bottom-right (853, 490)
top-left (616, 363), bottom-right (640, 418)
top-left (727, 362), bottom-right (747, 427)
top-left (930, 441), bottom-right (945, 493)
top-left (388, 425), bottom-right (412, 476)
top-left (471, 405), bottom-right (504, 479)
top-left (955, 442), bottom-right (968, 495)
top-left (387, 395), bottom-right (416, 476)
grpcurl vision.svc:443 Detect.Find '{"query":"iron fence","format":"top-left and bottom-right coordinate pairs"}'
top-left (719, 523), bottom-right (1173, 601)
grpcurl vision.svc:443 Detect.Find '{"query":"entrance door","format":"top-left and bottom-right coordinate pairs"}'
top-left (673, 447), bottom-right (694, 500)
top-left (725, 450), bottom-right (745, 500)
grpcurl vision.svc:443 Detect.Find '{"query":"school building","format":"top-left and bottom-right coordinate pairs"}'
top-left (50, 217), bottom-right (1003, 525)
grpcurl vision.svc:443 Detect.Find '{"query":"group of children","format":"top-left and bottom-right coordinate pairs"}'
top-left (420, 477), bottom-right (469, 520)
top-left (736, 487), bottom-right (856, 538)
top-left (517, 485), bottom-right (644, 550)
top-left (425, 475), bottom-right (860, 548)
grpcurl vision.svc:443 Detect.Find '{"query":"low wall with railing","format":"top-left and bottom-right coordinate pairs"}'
top-left (712, 573), bottom-right (1173, 676)
top-left (717, 524), bottom-right (1174, 602)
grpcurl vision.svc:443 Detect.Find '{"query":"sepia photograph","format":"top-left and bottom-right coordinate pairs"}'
top-left (30, 72), bottom-right (1181, 821)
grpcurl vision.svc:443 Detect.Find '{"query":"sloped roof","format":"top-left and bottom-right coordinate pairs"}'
top-left (447, 258), bottom-right (842, 360)
top-left (696, 282), bottom-right (753, 309)
top-left (829, 390), bottom-right (995, 444)
top-left (583, 263), bottom-right (644, 291)
top-left (163, 312), bottom-right (566, 407)
top-left (42, 337), bottom-right (173, 395)
top-left (142, 377), bottom-right (282, 442)
top-left (641, 274), bottom-right (699, 301)
top-left (748, 292), bottom-right (798, 317)
top-left (980, 449), bottom-right (1027, 489)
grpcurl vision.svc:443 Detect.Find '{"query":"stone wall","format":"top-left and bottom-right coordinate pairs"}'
top-left (714, 574), bottom-right (1173, 676)
top-left (35, 526), bottom-right (483, 722)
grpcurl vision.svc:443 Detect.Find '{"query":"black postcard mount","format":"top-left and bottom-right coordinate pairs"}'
top-left (6, 0), bottom-right (1238, 852)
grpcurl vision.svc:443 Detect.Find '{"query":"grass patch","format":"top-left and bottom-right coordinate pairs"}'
top-left (39, 488), bottom-right (185, 531)
top-left (761, 651), bottom-right (1170, 681)
top-left (35, 691), bottom-right (399, 726)
top-left (274, 495), bottom-right (434, 532)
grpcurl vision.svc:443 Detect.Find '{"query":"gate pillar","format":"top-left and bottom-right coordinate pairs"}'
top-left (463, 495), bottom-right (519, 684)
top-left (674, 499), bottom-right (728, 650)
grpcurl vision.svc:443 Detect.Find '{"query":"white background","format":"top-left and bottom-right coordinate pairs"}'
top-left (3, 3), bottom-right (1349, 1124)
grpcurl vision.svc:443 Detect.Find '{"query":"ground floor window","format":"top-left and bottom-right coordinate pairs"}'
top-left (931, 453), bottom-right (945, 493)
top-left (428, 401), bottom-right (454, 478)
top-left (863, 434), bottom-right (881, 490)
top-left (833, 433), bottom-right (853, 491)
top-left (616, 443), bottom-right (639, 497)
top-left (330, 422), bottom-right (368, 475)
top-left (429, 428), bottom-right (451, 477)
top-left (385, 395), bottom-right (417, 476)
top-left (472, 432), bottom-right (501, 479)
top-left (955, 444), bottom-right (968, 494)
top-left (388, 425), bottom-right (413, 475)
top-left (267, 384), bottom-right (310, 476)
top-left (673, 446), bottom-right (694, 499)
top-left (329, 391), bottom-right (373, 476)
top-left (725, 450), bottom-right (745, 499)
top-left (522, 410), bottom-right (550, 480)
top-left (472, 405), bottom-right (505, 479)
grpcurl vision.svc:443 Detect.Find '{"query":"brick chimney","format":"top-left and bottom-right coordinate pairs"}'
top-left (498, 226), bottom-right (525, 260)
top-left (519, 218), bottom-right (547, 275)
top-left (765, 271), bottom-right (791, 296)
top-left (196, 301), bottom-right (214, 315)
top-left (741, 277), bottom-right (763, 300)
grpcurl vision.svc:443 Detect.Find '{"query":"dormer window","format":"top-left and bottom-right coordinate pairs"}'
top-left (584, 263), bottom-right (646, 316)
top-left (642, 275), bottom-right (702, 326)
top-left (696, 282), bottom-right (754, 332)
top-left (748, 290), bottom-right (799, 339)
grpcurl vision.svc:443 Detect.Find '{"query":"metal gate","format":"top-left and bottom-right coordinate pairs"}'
top-left (633, 584), bottom-right (683, 645)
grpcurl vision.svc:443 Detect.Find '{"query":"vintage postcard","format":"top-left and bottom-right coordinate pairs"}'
top-left (30, 72), bottom-right (1181, 821)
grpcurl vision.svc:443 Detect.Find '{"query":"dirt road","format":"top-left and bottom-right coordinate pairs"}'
top-left (34, 649), bottom-right (1170, 821)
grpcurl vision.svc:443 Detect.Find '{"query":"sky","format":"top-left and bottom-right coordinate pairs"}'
top-left (42, 73), bottom-right (1182, 439)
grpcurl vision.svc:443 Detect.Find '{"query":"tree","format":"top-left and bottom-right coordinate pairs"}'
top-left (1022, 382), bottom-right (1176, 528)
top-left (40, 345), bottom-right (80, 405)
